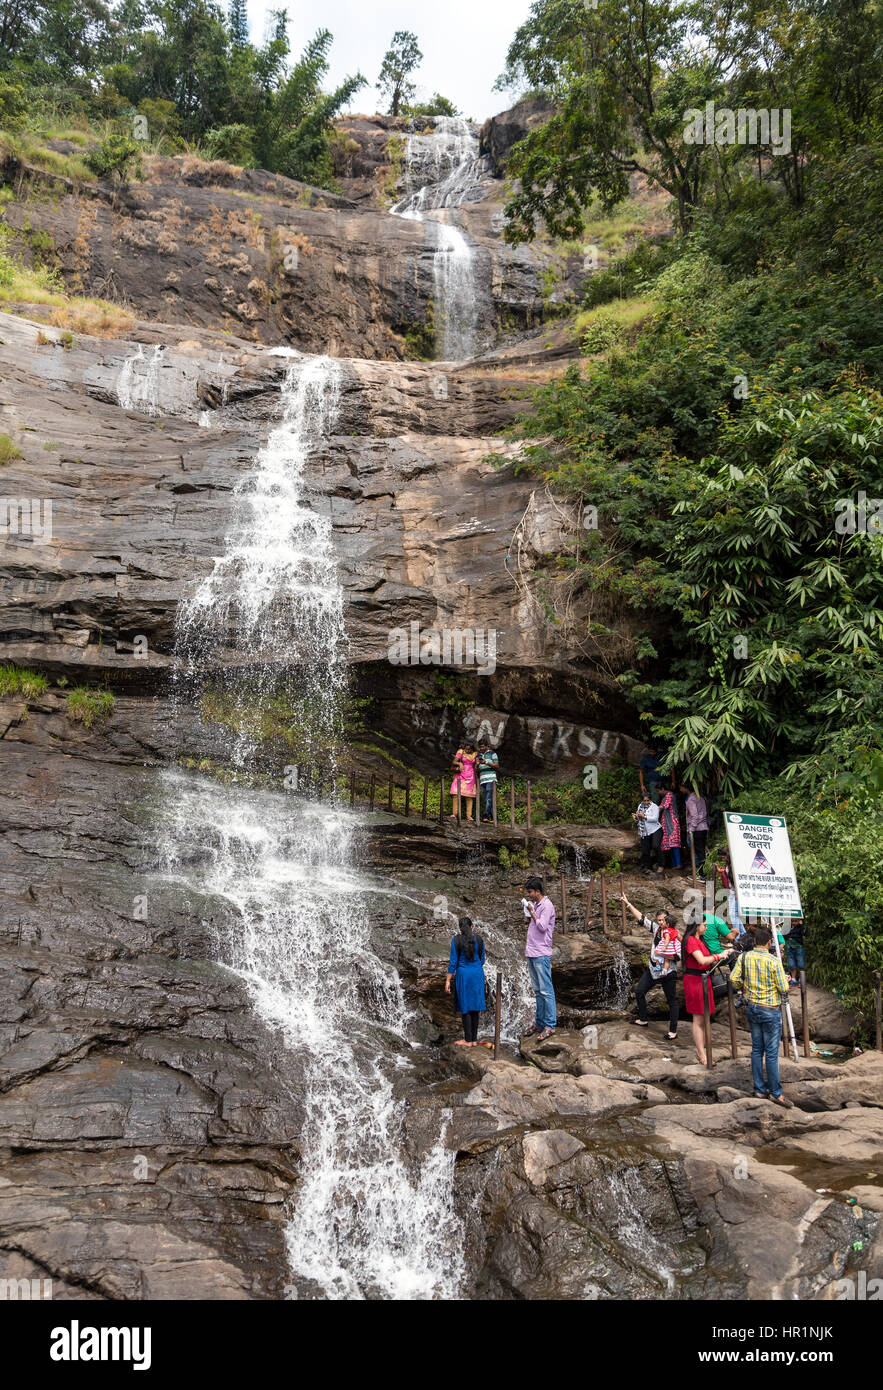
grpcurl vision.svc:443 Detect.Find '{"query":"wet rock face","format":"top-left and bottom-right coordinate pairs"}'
top-left (0, 310), bottom-right (640, 771)
top-left (434, 1025), bottom-right (882, 1300)
top-left (2, 136), bottom-right (547, 358)
top-left (0, 734), bottom-right (307, 1298)
top-left (0, 711), bottom-right (879, 1302)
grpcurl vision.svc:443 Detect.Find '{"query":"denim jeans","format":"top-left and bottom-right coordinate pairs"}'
top-left (480, 781), bottom-right (495, 819)
top-left (527, 954), bottom-right (557, 1030)
top-left (746, 1003), bottom-right (784, 1097)
top-left (785, 941), bottom-right (805, 973)
top-left (728, 890), bottom-right (743, 935)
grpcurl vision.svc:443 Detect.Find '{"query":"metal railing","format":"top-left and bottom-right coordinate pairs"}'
top-left (286, 767), bottom-right (541, 828)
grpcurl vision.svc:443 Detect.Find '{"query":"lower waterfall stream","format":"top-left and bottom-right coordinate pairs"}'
top-left (162, 356), bottom-right (464, 1299)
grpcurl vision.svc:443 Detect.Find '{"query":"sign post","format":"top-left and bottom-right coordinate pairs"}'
top-left (725, 813), bottom-right (802, 1061)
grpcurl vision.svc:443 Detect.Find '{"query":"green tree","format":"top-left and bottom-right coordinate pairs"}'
top-left (405, 92), bottom-right (458, 117)
top-left (228, 0), bottom-right (248, 49)
top-left (377, 30), bottom-right (422, 117)
top-left (496, 0), bottom-right (883, 240)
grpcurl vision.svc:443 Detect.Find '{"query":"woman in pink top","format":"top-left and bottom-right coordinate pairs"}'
top-left (450, 743), bottom-right (478, 821)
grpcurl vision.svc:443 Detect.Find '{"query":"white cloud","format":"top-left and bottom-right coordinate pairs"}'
top-left (247, 0), bottom-right (532, 122)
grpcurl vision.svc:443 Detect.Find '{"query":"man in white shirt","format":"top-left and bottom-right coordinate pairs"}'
top-left (634, 794), bottom-right (662, 873)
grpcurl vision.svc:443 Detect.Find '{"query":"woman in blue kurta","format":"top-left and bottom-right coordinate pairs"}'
top-left (445, 917), bottom-right (487, 1046)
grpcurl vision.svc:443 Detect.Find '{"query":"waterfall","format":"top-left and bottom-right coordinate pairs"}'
top-left (117, 342), bottom-right (200, 416)
top-left (163, 355), bottom-right (463, 1299)
top-left (117, 343), bottom-right (165, 414)
top-left (392, 116), bottom-right (488, 361)
top-left (596, 942), bottom-right (632, 1011)
top-left (393, 117), bottom-right (488, 215)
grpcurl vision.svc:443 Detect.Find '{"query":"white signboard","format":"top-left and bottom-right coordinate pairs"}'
top-left (724, 813), bottom-right (803, 920)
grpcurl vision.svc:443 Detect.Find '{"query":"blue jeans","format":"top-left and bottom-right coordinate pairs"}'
top-left (480, 781), bottom-right (495, 818)
top-left (786, 941), bottom-right (805, 974)
top-left (728, 890), bottom-right (743, 935)
top-left (746, 1003), bottom-right (783, 1097)
top-left (527, 955), bottom-right (557, 1030)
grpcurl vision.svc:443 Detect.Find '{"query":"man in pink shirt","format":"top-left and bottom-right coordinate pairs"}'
top-left (683, 786), bottom-right (709, 878)
top-left (521, 875), bottom-right (557, 1041)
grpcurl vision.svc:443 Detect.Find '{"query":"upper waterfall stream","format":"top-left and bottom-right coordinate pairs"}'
top-left (392, 116), bottom-right (489, 360)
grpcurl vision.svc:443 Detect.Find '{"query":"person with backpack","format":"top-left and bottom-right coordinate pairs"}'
top-left (445, 916), bottom-right (487, 1046)
top-left (621, 894), bottom-right (681, 1040)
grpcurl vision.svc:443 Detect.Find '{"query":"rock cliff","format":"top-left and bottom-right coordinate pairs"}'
top-left (0, 108), bottom-right (878, 1304)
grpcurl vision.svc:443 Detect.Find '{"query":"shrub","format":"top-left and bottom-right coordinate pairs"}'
top-left (203, 124), bottom-right (255, 166)
top-left (582, 237), bottom-right (671, 309)
top-left (84, 135), bottom-right (142, 182)
top-left (0, 75), bottom-right (27, 131)
top-left (580, 308), bottom-right (625, 354)
top-left (0, 433), bottom-right (23, 463)
top-left (0, 663), bottom-right (48, 698)
top-left (66, 687), bottom-right (114, 728)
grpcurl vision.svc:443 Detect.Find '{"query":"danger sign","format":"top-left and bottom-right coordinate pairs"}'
top-left (725, 813), bottom-right (803, 920)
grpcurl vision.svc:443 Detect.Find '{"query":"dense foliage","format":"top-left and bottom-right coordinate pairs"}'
top-left (497, 0), bottom-right (883, 1017)
top-left (0, 0), bottom-right (366, 185)
top-left (497, 0), bottom-right (883, 238)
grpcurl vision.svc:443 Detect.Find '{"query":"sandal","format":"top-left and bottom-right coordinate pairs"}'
top-left (631, 1019), bottom-right (649, 1027)
top-left (536, 1028), bottom-right (556, 1042)
top-left (665, 1032), bottom-right (678, 1041)
top-left (521, 1024), bottom-right (541, 1039)
top-left (769, 1094), bottom-right (792, 1108)
top-left (753, 1091), bottom-right (768, 1099)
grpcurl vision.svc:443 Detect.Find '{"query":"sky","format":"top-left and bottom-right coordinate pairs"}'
top-left (247, 0), bottom-right (534, 123)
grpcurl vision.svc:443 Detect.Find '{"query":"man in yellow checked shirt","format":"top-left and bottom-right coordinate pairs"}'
top-left (730, 925), bottom-right (792, 1107)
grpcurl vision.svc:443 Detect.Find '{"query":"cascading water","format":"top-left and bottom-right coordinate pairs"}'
top-left (117, 341), bottom-right (200, 417)
top-left (393, 116), bottom-right (489, 215)
top-left (392, 116), bottom-right (489, 361)
top-left (162, 355), bottom-right (463, 1299)
top-left (117, 343), bottom-right (166, 414)
top-left (432, 222), bottom-right (479, 361)
top-left (596, 941), bottom-right (632, 1011)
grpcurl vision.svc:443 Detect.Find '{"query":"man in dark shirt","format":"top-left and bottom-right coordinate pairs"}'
top-left (639, 747), bottom-right (668, 804)
top-left (783, 916), bottom-right (808, 986)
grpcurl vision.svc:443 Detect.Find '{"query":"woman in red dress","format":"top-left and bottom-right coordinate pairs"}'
top-left (682, 918), bottom-right (734, 1064)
